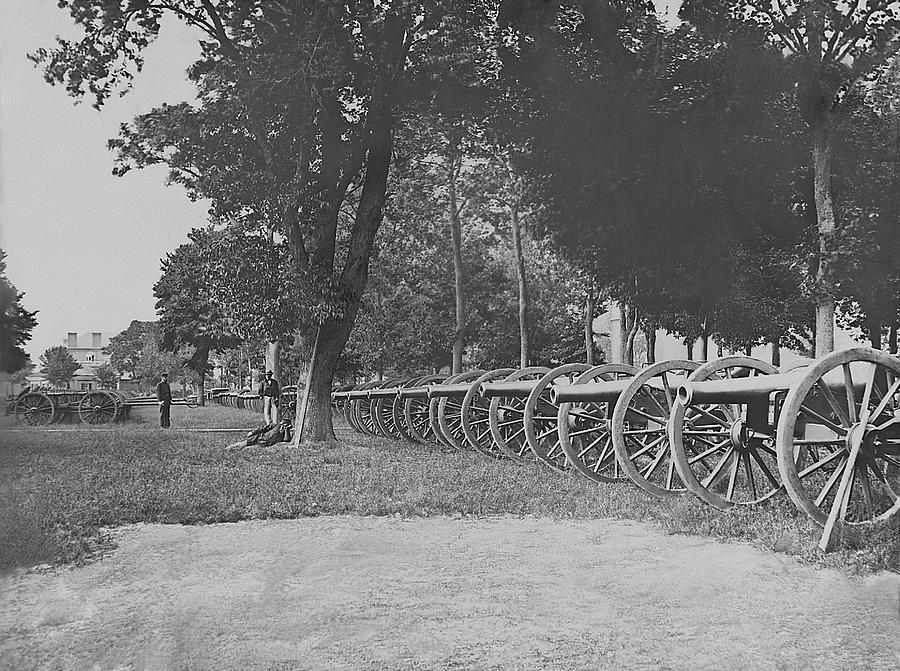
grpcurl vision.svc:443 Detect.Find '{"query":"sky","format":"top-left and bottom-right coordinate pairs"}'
top-left (1, 0), bottom-right (210, 362)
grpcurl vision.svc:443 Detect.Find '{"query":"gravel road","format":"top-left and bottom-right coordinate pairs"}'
top-left (1, 516), bottom-right (898, 670)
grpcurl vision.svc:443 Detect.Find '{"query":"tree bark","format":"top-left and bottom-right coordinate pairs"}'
top-left (645, 326), bottom-right (656, 364)
top-left (293, 115), bottom-right (395, 443)
top-left (865, 314), bottom-right (883, 350)
top-left (770, 337), bottom-right (781, 368)
top-left (449, 151), bottom-right (466, 375)
top-left (584, 287), bottom-right (596, 365)
top-left (890, 322), bottom-right (898, 355)
top-left (510, 204), bottom-right (530, 369)
top-left (624, 304), bottom-right (640, 367)
top-left (685, 338), bottom-right (694, 360)
top-left (812, 122), bottom-right (837, 356)
top-left (265, 340), bottom-right (282, 382)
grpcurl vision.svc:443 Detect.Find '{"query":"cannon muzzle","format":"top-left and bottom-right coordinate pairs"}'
top-left (479, 380), bottom-right (541, 398)
top-left (550, 379), bottom-right (633, 404)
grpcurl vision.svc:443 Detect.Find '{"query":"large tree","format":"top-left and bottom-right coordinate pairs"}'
top-left (681, 0), bottom-right (900, 355)
top-left (39, 346), bottom-right (80, 388)
top-left (0, 249), bottom-right (38, 374)
top-left (35, 0), bottom-right (495, 442)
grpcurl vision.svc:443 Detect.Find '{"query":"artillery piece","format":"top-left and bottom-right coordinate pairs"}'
top-left (12, 388), bottom-right (198, 426)
top-left (331, 348), bottom-right (900, 546)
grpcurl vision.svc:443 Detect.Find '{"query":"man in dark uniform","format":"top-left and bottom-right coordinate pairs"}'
top-left (259, 370), bottom-right (280, 425)
top-left (156, 372), bottom-right (172, 428)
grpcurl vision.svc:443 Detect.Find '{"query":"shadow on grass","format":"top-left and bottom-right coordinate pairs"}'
top-left (1, 417), bottom-right (897, 575)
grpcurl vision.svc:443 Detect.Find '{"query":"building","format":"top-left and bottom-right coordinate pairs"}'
top-left (61, 331), bottom-right (113, 390)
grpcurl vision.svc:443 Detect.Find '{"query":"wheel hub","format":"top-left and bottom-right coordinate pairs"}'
top-left (729, 419), bottom-right (748, 449)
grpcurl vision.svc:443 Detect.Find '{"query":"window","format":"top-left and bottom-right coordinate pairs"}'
top-left (81, 382), bottom-right (93, 390)
top-left (86, 354), bottom-right (95, 362)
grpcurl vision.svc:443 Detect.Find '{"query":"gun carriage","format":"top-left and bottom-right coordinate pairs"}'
top-left (12, 389), bottom-right (198, 425)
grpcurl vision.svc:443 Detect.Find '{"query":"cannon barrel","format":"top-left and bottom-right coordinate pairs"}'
top-left (427, 383), bottom-right (473, 399)
top-left (347, 389), bottom-right (371, 400)
top-left (550, 375), bottom-right (689, 405)
top-left (677, 371), bottom-right (802, 406)
top-left (398, 386), bottom-right (430, 399)
top-left (368, 387), bottom-right (401, 399)
top-left (331, 390), bottom-right (351, 400)
top-left (479, 380), bottom-right (539, 399)
top-left (550, 379), bottom-right (633, 404)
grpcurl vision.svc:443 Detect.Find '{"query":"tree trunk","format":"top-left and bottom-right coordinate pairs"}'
top-left (192, 347), bottom-right (210, 406)
top-left (685, 338), bottom-right (694, 360)
top-left (584, 288), bottom-right (596, 365)
top-left (865, 314), bottom-right (883, 350)
top-left (449, 152), bottom-right (466, 375)
top-left (293, 115), bottom-right (395, 443)
top-left (812, 122), bottom-right (837, 356)
top-left (510, 204), bottom-right (530, 369)
top-left (645, 325), bottom-right (656, 364)
top-left (890, 322), bottom-right (898, 355)
top-left (770, 337), bottom-right (781, 368)
top-left (624, 304), bottom-right (640, 367)
top-left (265, 340), bottom-right (282, 382)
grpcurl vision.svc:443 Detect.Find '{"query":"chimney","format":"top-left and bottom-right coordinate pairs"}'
top-left (67, 332), bottom-right (77, 347)
top-left (92, 332), bottom-right (102, 348)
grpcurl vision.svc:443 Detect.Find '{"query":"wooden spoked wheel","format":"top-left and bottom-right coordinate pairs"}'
top-left (524, 364), bottom-right (593, 470)
top-left (391, 377), bottom-right (428, 441)
top-left (374, 377), bottom-right (416, 440)
top-left (332, 384), bottom-right (354, 423)
top-left (488, 367), bottom-right (550, 461)
top-left (428, 372), bottom-right (475, 449)
top-left (669, 357), bottom-right (781, 510)
top-left (15, 392), bottom-right (55, 426)
top-left (557, 364), bottom-right (640, 483)
top-left (436, 370), bottom-right (485, 450)
top-left (776, 348), bottom-right (900, 528)
top-left (351, 381), bottom-right (382, 436)
top-left (404, 375), bottom-right (447, 444)
top-left (460, 368), bottom-right (515, 457)
top-left (611, 360), bottom-right (701, 498)
top-left (77, 390), bottom-right (120, 424)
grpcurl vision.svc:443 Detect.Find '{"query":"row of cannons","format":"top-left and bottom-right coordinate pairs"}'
top-left (333, 348), bottom-right (900, 547)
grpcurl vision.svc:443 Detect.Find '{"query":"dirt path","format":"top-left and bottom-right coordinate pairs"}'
top-left (1, 516), bottom-right (898, 671)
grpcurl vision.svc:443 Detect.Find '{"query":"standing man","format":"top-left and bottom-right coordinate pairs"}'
top-left (259, 370), bottom-right (280, 425)
top-left (156, 372), bottom-right (172, 429)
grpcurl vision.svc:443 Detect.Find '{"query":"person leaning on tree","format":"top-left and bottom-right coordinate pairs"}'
top-left (259, 370), bottom-right (280, 425)
top-left (156, 372), bottom-right (172, 429)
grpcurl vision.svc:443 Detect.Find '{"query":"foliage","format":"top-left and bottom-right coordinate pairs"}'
top-left (0, 249), bottom-right (38, 374)
top-left (105, 320), bottom-right (154, 378)
top-left (39, 346), bottom-right (80, 388)
top-left (92, 363), bottom-right (119, 389)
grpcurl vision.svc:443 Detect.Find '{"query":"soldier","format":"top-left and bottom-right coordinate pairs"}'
top-left (258, 370), bottom-right (280, 424)
top-left (156, 372), bottom-right (172, 428)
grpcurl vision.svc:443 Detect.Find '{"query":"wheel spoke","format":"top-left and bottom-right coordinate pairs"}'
top-left (798, 404), bottom-right (847, 436)
top-left (813, 457), bottom-right (848, 507)
top-left (816, 379), bottom-right (851, 428)
top-left (748, 446), bottom-right (780, 490)
top-left (701, 447), bottom-right (735, 489)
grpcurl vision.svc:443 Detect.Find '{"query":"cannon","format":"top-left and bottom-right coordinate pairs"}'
top-left (483, 367), bottom-right (550, 461)
top-left (553, 363), bottom-right (639, 483)
top-left (13, 388), bottom-right (198, 426)
top-left (428, 370), bottom-right (486, 450)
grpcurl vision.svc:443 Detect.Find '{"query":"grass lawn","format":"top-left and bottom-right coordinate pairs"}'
top-left (1, 405), bottom-right (897, 574)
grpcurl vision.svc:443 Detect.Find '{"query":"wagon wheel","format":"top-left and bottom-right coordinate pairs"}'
top-left (391, 377), bottom-right (429, 441)
top-left (460, 369), bottom-right (516, 457)
top-left (352, 381), bottom-right (384, 437)
top-left (14, 391), bottom-right (55, 426)
top-left (342, 387), bottom-right (359, 430)
top-left (77, 390), bottom-right (120, 425)
top-left (669, 356), bottom-right (781, 510)
top-left (524, 364), bottom-right (593, 470)
top-left (611, 359), bottom-right (701, 498)
top-left (368, 378), bottom-right (406, 439)
top-left (488, 367), bottom-right (551, 461)
top-left (435, 370), bottom-right (486, 450)
top-left (404, 375), bottom-right (448, 444)
top-left (776, 348), bottom-right (900, 529)
top-left (558, 364), bottom-right (640, 483)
